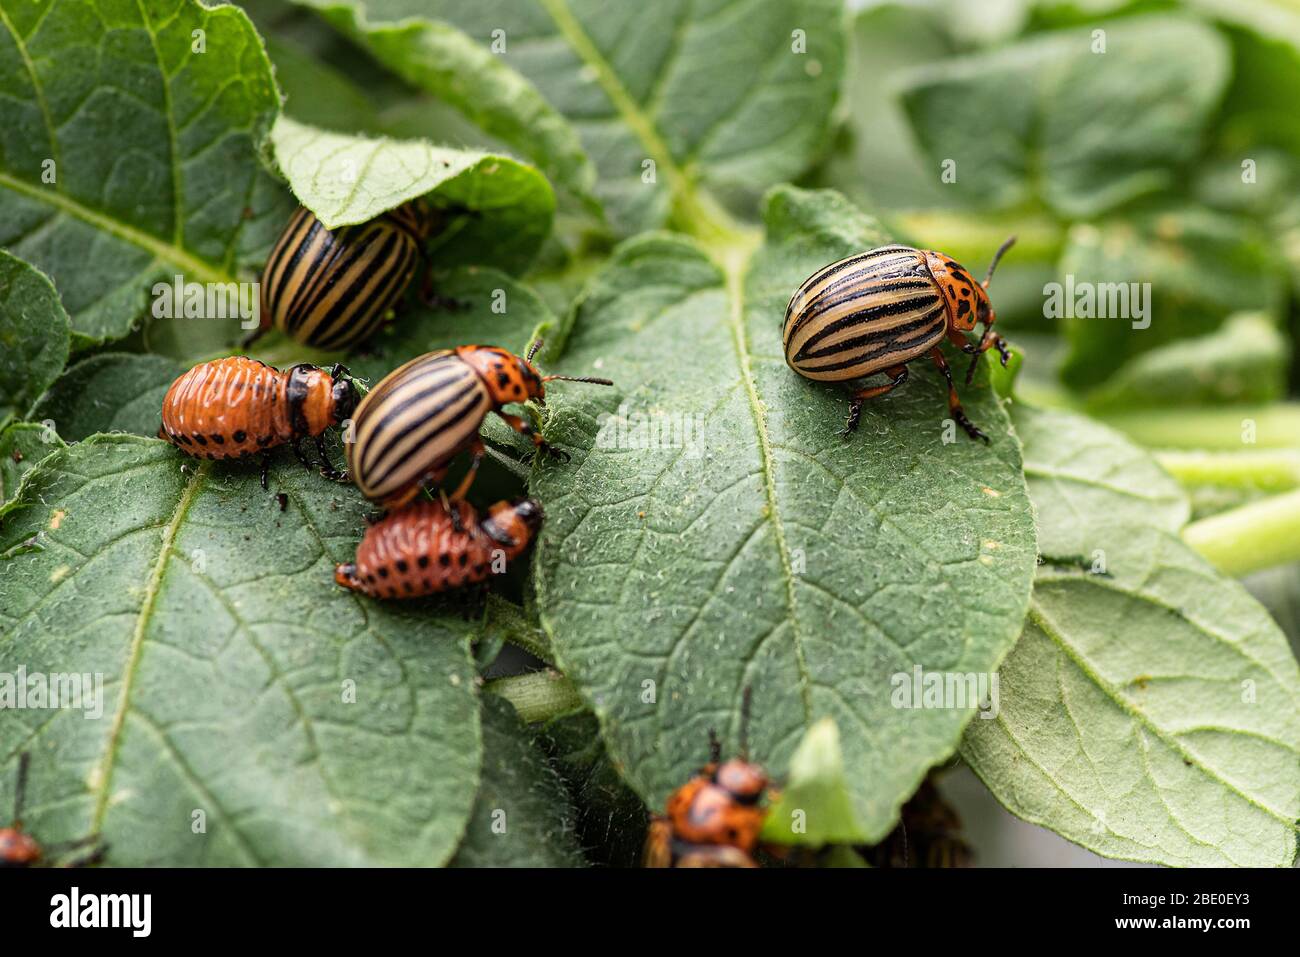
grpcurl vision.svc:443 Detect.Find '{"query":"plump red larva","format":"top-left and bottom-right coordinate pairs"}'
top-left (335, 497), bottom-right (543, 599)
top-left (157, 356), bottom-right (357, 484)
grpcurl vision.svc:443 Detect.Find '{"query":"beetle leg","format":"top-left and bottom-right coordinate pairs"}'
top-left (315, 436), bottom-right (350, 483)
top-left (963, 330), bottom-right (1009, 386)
top-left (439, 488), bottom-right (466, 535)
top-left (840, 365), bottom-right (909, 438)
top-left (291, 438), bottom-right (313, 471)
top-left (498, 411), bottom-right (571, 462)
top-left (930, 348), bottom-right (988, 443)
top-left (260, 453), bottom-right (272, 491)
top-left (448, 439), bottom-right (485, 502)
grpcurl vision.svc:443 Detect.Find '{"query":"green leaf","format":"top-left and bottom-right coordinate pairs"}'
top-left (29, 354), bottom-right (184, 442)
top-left (963, 406), bottom-right (1300, 867)
top-left (761, 717), bottom-right (870, 847)
top-left (0, 435), bottom-right (481, 865)
top-left (307, 0), bottom-right (846, 236)
top-left (0, 250), bottom-right (69, 423)
top-left (268, 115), bottom-right (556, 273)
top-left (0, 421), bottom-right (64, 504)
top-left (1084, 313), bottom-right (1290, 412)
top-left (1059, 209), bottom-right (1287, 393)
top-left (451, 696), bottom-right (584, 867)
top-left (898, 15), bottom-right (1230, 218)
top-left (0, 0), bottom-right (294, 346)
top-left (531, 186), bottom-right (1038, 840)
top-left (292, 0), bottom-right (600, 216)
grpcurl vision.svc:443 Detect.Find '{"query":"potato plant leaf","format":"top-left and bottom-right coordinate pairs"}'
top-left (963, 406), bottom-right (1300, 867)
top-left (898, 15), bottom-right (1230, 218)
top-left (292, 0), bottom-right (601, 216)
top-left (531, 186), bottom-right (1038, 839)
top-left (0, 435), bottom-right (482, 865)
top-left (268, 116), bottom-right (556, 274)
top-left (451, 696), bottom-right (584, 867)
top-left (0, 250), bottom-right (69, 424)
top-left (308, 0), bottom-right (846, 236)
top-left (0, 422), bottom-right (64, 505)
top-left (30, 354), bottom-right (184, 442)
top-left (0, 0), bottom-right (294, 346)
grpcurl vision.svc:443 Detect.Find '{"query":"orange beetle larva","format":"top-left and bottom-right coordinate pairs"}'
top-left (157, 356), bottom-right (357, 487)
top-left (335, 497), bottom-right (543, 599)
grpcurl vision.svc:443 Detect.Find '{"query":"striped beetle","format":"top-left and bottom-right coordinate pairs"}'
top-left (335, 497), bottom-right (542, 599)
top-left (782, 237), bottom-right (1015, 441)
top-left (158, 356), bottom-right (356, 488)
top-left (346, 340), bottom-right (613, 511)
top-left (254, 200), bottom-right (439, 350)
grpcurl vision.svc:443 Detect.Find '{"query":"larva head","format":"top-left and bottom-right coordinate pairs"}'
top-left (712, 758), bottom-right (769, 805)
top-left (480, 497), bottom-right (544, 560)
top-left (0, 827), bottom-right (41, 866)
top-left (286, 363), bottom-right (357, 437)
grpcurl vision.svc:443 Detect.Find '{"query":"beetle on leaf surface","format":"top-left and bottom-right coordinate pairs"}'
top-left (782, 237), bottom-right (1016, 441)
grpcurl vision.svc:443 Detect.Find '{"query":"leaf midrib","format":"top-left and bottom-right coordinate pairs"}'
top-left (534, 0), bottom-right (814, 735)
top-left (90, 461), bottom-right (209, 830)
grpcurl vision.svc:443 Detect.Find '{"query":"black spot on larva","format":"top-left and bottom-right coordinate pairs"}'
top-left (458, 553), bottom-right (468, 567)
top-left (211, 434), bottom-right (225, 445)
top-left (439, 554), bottom-right (451, 567)
top-left (195, 434), bottom-right (208, 446)
top-left (258, 434), bottom-right (273, 447)
top-left (378, 566), bottom-right (390, 579)
top-left (474, 563), bottom-right (487, 574)
top-left (396, 560), bottom-right (408, 573)
top-left (403, 580), bottom-right (414, 594)
top-left (418, 555), bottom-right (429, 569)
top-left (367, 574), bottom-right (376, 584)
top-left (234, 430), bottom-right (247, 443)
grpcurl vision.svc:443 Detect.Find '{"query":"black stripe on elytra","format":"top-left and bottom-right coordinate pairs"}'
top-left (284, 224), bottom-right (385, 334)
top-left (794, 297), bottom-right (942, 360)
top-left (308, 232), bottom-right (412, 347)
top-left (360, 375), bottom-right (481, 474)
top-left (365, 385), bottom-right (485, 489)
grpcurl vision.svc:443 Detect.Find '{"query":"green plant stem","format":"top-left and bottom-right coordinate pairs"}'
top-left (485, 669), bottom-right (583, 723)
top-left (1156, 450), bottom-right (1300, 493)
top-left (1183, 489), bottom-right (1300, 577)
top-left (1097, 403), bottom-right (1300, 450)
top-left (483, 594), bottom-right (553, 664)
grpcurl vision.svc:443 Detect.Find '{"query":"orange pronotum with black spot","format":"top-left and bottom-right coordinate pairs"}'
top-left (335, 497), bottom-right (543, 599)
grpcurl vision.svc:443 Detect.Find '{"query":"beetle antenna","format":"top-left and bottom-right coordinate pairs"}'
top-left (526, 338), bottom-right (544, 363)
top-left (739, 686), bottom-right (753, 760)
top-left (983, 235), bottom-right (1017, 289)
top-left (540, 374), bottom-right (614, 386)
top-left (707, 728), bottom-right (721, 765)
top-left (13, 752), bottom-right (29, 825)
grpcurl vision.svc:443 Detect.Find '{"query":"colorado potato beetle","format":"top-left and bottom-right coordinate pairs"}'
top-left (255, 200), bottom-right (438, 350)
top-left (782, 237), bottom-right (1016, 441)
top-left (158, 356), bottom-right (357, 487)
top-left (644, 690), bottom-right (772, 868)
top-left (335, 497), bottom-right (542, 599)
top-left (1, 753), bottom-right (104, 868)
top-left (347, 340), bottom-right (612, 511)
